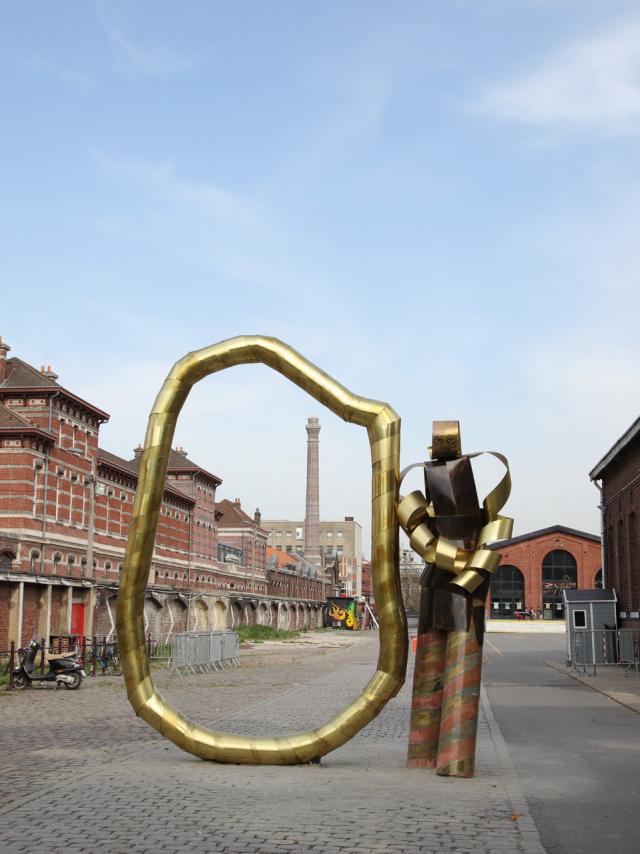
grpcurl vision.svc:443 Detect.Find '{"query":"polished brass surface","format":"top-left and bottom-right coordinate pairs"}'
top-left (429, 420), bottom-right (462, 460)
top-left (116, 336), bottom-right (406, 765)
top-left (397, 422), bottom-right (512, 594)
top-left (407, 420), bottom-right (512, 778)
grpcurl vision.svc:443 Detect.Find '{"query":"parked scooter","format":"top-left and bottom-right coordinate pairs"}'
top-left (13, 640), bottom-right (85, 690)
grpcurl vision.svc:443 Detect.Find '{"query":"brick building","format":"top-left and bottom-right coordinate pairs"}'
top-left (0, 336), bottom-right (326, 649)
top-left (486, 525), bottom-right (601, 620)
top-left (399, 548), bottom-right (423, 615)
top-left (216, 499), bottom-right (268, 595)
top-left (590, 416), bottom-right (640, 629)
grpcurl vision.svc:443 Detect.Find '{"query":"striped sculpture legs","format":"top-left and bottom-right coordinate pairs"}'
top-left (408, 596), bottom-right (484, 778)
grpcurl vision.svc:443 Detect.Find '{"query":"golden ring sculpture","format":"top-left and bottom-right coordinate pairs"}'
top-left (116, 335), bottom-right (407, 764)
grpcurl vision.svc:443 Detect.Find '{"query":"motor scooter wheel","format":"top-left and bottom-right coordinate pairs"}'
top-left (64, 671), bottom-right (83, 690)
top-left (13, 673), bottom-right (28, 690)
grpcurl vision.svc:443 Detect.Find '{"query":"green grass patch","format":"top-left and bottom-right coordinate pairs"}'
top-left (236, 625), bottom-right (305, 644)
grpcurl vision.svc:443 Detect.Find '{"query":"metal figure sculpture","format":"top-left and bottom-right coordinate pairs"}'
top-left (116, 339), bottom-right (511, 774)
top-left (398, 421), bottom-right (512, 777)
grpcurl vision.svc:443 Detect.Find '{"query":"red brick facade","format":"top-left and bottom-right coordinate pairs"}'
top-left (590, 416), bottom-right (640, 629)
top-left (487, 525), bottom-right (601, 620)
top-left (0, 337), bottom-right (327, 648)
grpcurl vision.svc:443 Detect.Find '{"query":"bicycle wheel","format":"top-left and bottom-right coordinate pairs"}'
top-left (109, 656), bottom-right (122, 676)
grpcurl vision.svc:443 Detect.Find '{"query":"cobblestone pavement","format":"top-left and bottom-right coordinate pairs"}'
top-left (0, 632), bottom-right (545, 853)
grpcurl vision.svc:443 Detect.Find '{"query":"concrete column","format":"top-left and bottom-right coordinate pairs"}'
top-left (8, 582), bottom-right (24, 647)
top-left (304, 417), bottom-right (322, 568)
top-left (37, 585), bottom-right (52, 642)
top-left (84, 587), bottom-right (97, 637)
top-left (59, 586), bottom-right (72, 635)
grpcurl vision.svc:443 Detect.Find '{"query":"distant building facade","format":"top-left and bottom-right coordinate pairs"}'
top-left (262, 516), bottom-right (363, 596)
top-left (361, 560), bottom-right (373, 602)
top-left (487, 525), bottom-right (601, 620)
top-left (590, 416), bottom-right (640, 629)
top-left (399, 548), bottom-right (423, 615)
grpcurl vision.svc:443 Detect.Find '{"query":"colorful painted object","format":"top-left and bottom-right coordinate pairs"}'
top-left (326, 597), bottom-right (359, 630)
top-left (400, 421), bottom-right (513, 778)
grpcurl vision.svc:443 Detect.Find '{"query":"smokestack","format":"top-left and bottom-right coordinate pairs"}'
top-left (254, 508), bottom-right (261, 527)
top-left (304, 417), bottom-right (322, 568)
top-left (0, 337), bottom-right (10, 383)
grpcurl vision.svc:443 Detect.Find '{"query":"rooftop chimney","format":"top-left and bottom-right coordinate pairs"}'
top-left (41, 364), bottom-right (58, 382)
top-left (174, 446), bottom-right (188, 457)
top-left (254, 507), bottom-right (262, 527)
top-left (0, 337), bottom-right (10, 383)
top-left (133, 445), bottom-right (143, 459)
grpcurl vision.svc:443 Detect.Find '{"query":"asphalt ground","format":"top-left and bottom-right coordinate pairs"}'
top-left (483, 633), bottom-right (640, 854)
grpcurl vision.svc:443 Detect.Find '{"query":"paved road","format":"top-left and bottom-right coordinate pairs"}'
top-left (483, 633), bottom-right (640, 854)
top-left (0, 631), bottom-right (544, 854)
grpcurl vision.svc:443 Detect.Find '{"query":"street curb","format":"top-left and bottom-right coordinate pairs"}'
top-left (480, 687), bottom-right (546, 853)
top-left (545, 660), bottom-right (640, 716)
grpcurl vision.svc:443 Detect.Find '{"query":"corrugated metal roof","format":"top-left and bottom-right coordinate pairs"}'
top-left (590, 414), bottom-right (640, 480)
top-left (562, 589), bottom-right (616, 602)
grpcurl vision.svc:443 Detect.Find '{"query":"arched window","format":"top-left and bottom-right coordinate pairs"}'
top-left (594, 568), bottom-right (603, 589)
top-left (30, 550), bottom-right (40, 573)
top-left (542, 549), bottom-right (577, 619)
top-left (0, 551), bottom-right (15, 571)
top-left (52, 553), bottom-right (62, 575)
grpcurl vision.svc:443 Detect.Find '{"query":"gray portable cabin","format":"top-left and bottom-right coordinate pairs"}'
top-left (564, 589), bottom-right (617, 665)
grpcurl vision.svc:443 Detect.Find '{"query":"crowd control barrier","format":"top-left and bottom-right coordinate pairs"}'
top-left (568, 628), bottom-right (640, 676)
top-left (168, 631), bottom-right (240, 674)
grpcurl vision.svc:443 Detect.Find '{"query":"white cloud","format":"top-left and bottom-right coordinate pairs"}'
top-left (479, 17), bottom-right (640, 131)
top-left (27, 55), bottom-right (92, 87)
top-left (105, 25), bottom-right (208, 75)
top-left (93, 153), bottom-right (259, 229)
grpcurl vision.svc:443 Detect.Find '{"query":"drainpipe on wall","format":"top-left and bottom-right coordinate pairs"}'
top-left (40, 391), bottom-right (60, 574)
top-left (85, 455), bottom-right (96, 580)
top-left (593, 479), bottom-right (606, 589)
top-left (40, 451), bottom-right (49, 575)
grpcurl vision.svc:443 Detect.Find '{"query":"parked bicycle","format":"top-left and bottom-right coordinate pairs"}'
top-left (95, 642), bottom-right (122, 676)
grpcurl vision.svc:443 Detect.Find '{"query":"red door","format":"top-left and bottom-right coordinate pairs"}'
top-left (71, 603), bottom-right (85, 637)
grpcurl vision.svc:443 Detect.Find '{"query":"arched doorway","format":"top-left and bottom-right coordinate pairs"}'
top-left (594, 569), bottom-right (603, 589)
top-left (213, 600), bottom-right (227, 630)
top-left (193, 598), bottom-right (208, 631)
top-left (258, 602), bottom-right (269, 625)
top-left (270, 603), bottom-right (278, 628)
top-left (542, 549), bottom-right (577, 620)
top-left (490, 565), bottom-right (525, 619)
top-left (230, 601), bottom-right (243, 628)
top-left (144, 596), bottom-right (163, 637)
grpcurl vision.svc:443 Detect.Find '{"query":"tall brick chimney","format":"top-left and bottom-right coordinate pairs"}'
top-left (304, 417), bottom-right (322, 568)
top-left (0, 337), bottom-right (10, 383)
top-left (254, 508), bottom-right (262, 527)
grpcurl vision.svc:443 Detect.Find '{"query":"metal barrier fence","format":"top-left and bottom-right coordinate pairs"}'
top-left (168, 631), bottom-right (240, 674)
top-left (569, 629), bottom-right (640, 675)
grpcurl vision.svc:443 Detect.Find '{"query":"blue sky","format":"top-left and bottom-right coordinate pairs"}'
top-left (3, 1), bottom-right (640, 554)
